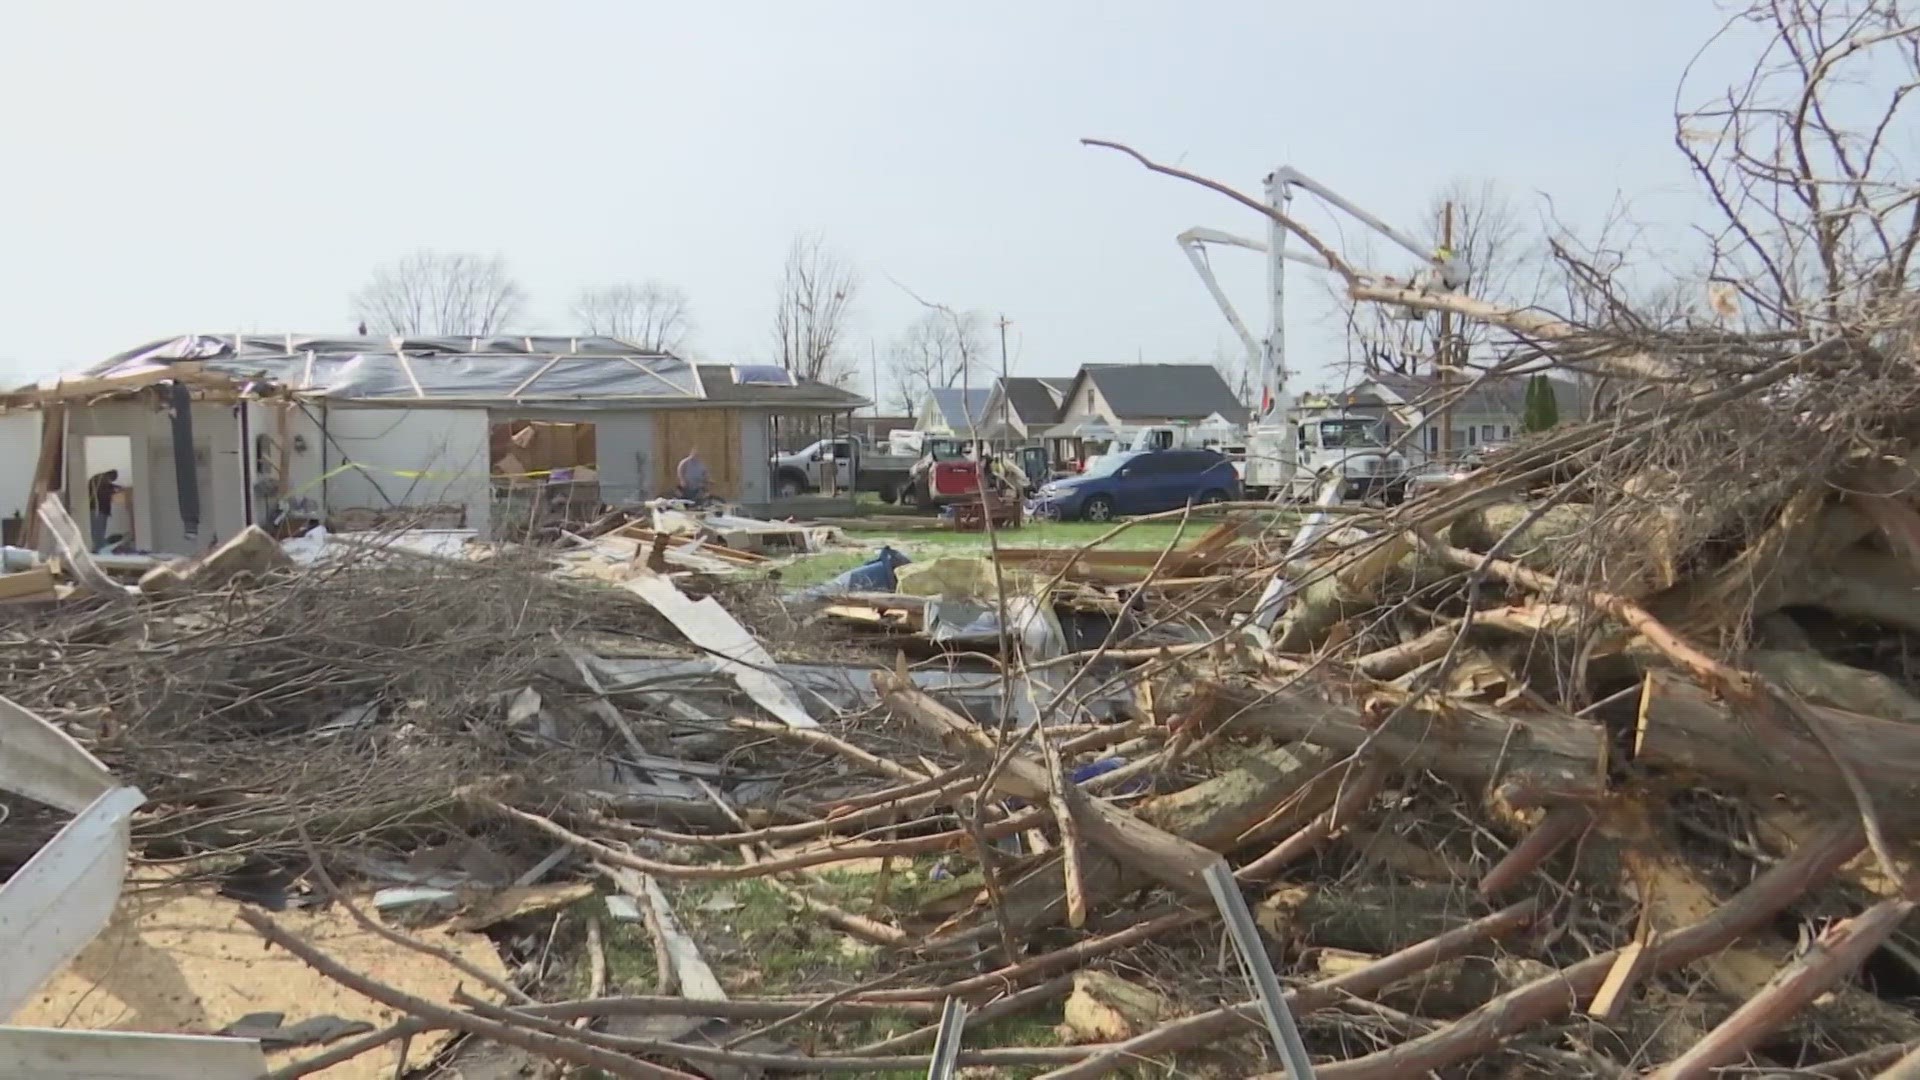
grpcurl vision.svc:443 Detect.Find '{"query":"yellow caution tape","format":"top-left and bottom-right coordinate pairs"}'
top-left (286, 462), bottom-right (588, 496)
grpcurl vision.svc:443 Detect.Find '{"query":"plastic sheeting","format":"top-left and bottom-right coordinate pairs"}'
top-left (622, 572), bottom-right (820, 729)
top-left (71, 334), bottom-right (702, 409)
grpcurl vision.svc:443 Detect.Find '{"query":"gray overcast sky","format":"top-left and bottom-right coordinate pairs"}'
top-left (0, 1), bottom-right (1748, 396)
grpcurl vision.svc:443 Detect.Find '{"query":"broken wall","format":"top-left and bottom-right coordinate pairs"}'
top-left (63, 399), bottom-right (244, 555)
top-left (498, 407), bottom-right (655, 505)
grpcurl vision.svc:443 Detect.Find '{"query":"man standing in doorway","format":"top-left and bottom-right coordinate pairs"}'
top-left (87, 469), bottom-right (124, 550)
top-left (676, 448), bottom-right (710, 503)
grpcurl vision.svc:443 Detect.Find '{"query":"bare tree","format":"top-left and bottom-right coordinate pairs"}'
top-left (772, 233), bottom-right (859, 384)
top-left (572, 282), bottom-right (692, 352)
top-left (1336, 179), bottom-right (1548, 377)
top-left (1676, 0), bottom-right (1920, 332)
top-left (1204, 337), bottom-right (1254, 406)
top-left (351, 251), bottom-right (525, 337)
top-left (888, 309), bottom-right (989, 415)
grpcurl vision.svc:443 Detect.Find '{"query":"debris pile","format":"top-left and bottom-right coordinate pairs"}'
top-left (4, 8), bottom-right (1919, 1076)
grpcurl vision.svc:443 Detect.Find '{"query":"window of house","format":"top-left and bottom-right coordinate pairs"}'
top-left (1501, 424), bottom-right (1513, 440)
top-left (1480, 424), bottom-right (1496, 442)
top-left (1426, 426), bottom-right (1439, 453)
top-left (1462, 427), bottom-right (1476, 446)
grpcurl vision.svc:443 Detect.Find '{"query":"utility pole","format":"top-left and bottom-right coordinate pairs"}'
top-left (1435, 201), bottom-right (1455, 464)
top-left (996, 315), bottom-right (1012, 451)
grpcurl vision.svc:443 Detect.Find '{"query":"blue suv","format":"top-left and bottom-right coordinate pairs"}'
top-left (1027, 449), bottom-right (1241, 522)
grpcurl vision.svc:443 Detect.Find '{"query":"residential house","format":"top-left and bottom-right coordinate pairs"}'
top-left (978, 376), bottom-right (1071, 441)
top-left (1040, 363), bottom-right (1250, 464)
top-left (916, 386), bottom-right (994, 436)
top-left (2, 334), bottom-right (866, 554)
top-left (1314, 371), bottom-right (1592, 462)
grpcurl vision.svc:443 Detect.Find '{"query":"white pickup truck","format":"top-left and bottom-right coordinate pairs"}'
top-left (769, 436), bottom-right (946, 503)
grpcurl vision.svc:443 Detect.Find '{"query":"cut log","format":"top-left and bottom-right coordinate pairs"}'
top-left (1272, 533), bottom-right (1416, 654)
top-left (1137, 742), bottom-right (1341, 853)
top-left (1209, 678), bottom-right (1607, 803)
top-left (1447, 503), bottom-right (1594, 575)
top-left (1259, 883), bottom-right (1480, 955)
top-left (1791, 551), bottom-right (1920, 635)
top-left (1312, 951), bottom-right (1554, 1019)
top-left (1662, 491), bottom-right (1871, 644)
top-left (1748, 649), bottom-right (1920, 725)
top-left (1059, 971), bottom-right (1172, 1043)
top-left (1636, 670), bottom-right (1920, 819)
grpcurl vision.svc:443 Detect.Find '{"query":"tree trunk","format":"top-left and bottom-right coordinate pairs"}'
top-left (1208, 678), bottom-right (1607, 804)
top-left (1748, 649), bottom-right (1920, 725)
top-left (1635, 670), bottom-right (1920, 819)
top-left (1261, 883), bottom-right (1484, 955)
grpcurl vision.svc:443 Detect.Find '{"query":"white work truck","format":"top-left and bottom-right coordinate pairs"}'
top-left (1242, 411), bottom-right (1408, 502)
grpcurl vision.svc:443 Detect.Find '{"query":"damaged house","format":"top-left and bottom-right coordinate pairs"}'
top-left (1, 335), bottom-right (865, 555)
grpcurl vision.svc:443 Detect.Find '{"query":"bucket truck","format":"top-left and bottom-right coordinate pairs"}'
top-left (1178, 167), bottom-right (1466, 502)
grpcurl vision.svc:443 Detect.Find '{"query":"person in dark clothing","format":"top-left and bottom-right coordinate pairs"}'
top-left (87, 469), bottom-right (123, 549)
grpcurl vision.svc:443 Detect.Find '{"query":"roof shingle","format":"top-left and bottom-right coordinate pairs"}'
top-left (927, 386), bottom-right (994, 431)
top-left (1083, 364), bottom-right (1249, 423)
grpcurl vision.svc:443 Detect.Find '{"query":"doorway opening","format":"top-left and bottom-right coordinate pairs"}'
top-left (82, 435), bottom-right (134, 551)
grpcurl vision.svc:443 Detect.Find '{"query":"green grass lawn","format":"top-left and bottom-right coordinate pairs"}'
top-left (767, 513), bottom-right (1257, 588)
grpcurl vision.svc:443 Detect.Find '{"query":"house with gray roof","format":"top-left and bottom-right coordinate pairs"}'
top-left (978, 376), bottom-right (1072, 440)
top-left (915, 386), bottom-right (994, 436)
top-left (1036, 363), bottom-right (1249, 465)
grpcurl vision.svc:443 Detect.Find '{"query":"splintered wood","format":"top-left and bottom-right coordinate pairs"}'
top-left (13, 10), bottom-right (1920, 1072)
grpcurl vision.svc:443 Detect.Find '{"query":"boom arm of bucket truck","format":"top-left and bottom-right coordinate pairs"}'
top-left (1169, 166), bottom-right (1466, 632)
top-left (1175, 166), bottom-right (1465, 501)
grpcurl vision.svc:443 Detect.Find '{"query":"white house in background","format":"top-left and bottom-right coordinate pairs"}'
top-left (1039, 363), bottom-right (1250, 463)
top-left (1305, 371), bottom-right (1593, 463)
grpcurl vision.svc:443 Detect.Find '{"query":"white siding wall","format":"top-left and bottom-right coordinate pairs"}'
top-left (576, 411), bottom-right (654, 504)
top-left (738, 410), bottom-right (772, 504)
top-left (0, 412), bottom-right (42, 525)
top-left (297, 403), bottom-right (491, 534)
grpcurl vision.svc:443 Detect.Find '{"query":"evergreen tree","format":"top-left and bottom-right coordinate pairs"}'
top-left (1522, 374), bottom-right (1560, 432)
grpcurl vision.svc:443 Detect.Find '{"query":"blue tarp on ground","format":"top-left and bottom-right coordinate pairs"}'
top-left (790, 545), bottom-right (911, 601)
